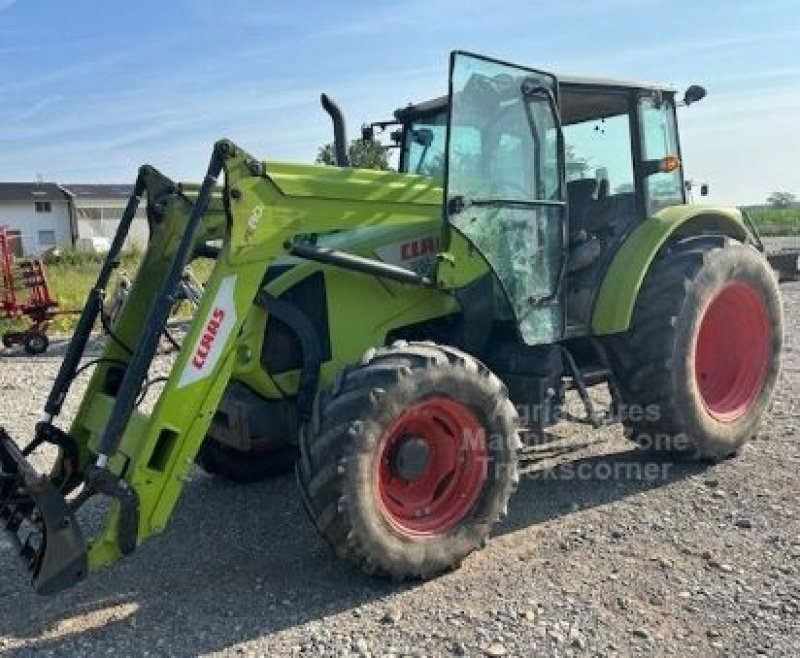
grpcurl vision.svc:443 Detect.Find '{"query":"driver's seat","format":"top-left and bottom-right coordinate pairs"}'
top-left (567, 178), bottom-right (597, 240)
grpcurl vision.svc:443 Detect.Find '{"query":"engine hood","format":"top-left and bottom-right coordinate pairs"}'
top-left (264, 162), bottom-right (443, 206)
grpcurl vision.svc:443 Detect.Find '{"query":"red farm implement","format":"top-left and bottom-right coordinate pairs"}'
top-left (1, 226), bottom-right (60, 354)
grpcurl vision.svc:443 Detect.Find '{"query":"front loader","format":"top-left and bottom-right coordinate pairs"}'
top-left (0, 52), bottom-right (784, 594)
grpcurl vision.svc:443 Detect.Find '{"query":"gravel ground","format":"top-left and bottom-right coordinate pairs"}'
top-left (763, 237), bottom-right (800, 251)
top-left (0, 281), bottom-right (797, 657)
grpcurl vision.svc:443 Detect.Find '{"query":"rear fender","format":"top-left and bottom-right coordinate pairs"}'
top-left (591, 205), bottom-right (750, 335)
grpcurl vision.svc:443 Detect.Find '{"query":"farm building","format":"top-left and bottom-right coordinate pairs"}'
top-left (0, 182), bottom-right (148, 256)
top-left (0, 183), bottom-right (74, 256)
top-left (65, 184), bottom-right (148, 251)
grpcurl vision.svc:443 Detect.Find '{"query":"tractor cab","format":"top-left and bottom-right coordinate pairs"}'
top-left (394, 71), bottom-right (692, 219)
top-left (384, 52), bottom-right (704, 337)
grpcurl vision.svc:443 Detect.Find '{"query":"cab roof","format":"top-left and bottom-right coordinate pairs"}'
top-left (394, 74), bottom-right (676, 122)
top-left (560, 74), bottom-right (675, 93)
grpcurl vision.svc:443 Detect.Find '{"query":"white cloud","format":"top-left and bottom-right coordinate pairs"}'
top-left (11, 95), bottom-right (62, 122)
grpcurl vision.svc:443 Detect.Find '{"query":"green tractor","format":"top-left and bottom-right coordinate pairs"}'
top-left (0, 52), bottom-right (784, 594)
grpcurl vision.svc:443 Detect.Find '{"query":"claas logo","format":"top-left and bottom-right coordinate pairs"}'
top-left (401, 237), bottom-right (439, 261)
top-left (192, 308), bottom-right (225, 370)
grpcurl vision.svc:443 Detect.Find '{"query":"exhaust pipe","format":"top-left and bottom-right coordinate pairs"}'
top-left (320, 93), bottom-right (350, 167)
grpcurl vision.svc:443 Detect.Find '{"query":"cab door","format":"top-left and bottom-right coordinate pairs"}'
top-left (441, 51), bottom-right (567, 345)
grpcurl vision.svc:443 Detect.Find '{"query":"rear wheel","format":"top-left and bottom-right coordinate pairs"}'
top-left (607, 236), bottom-right (783, 460)
top-left (197, 440), bottom-right (297, 483)
top-left (297, 341), bottom-right (520, 580)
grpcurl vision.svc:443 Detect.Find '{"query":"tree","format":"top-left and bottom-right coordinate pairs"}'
top-left (565, 144), bottom-right (590, 180)
top-left (767, 191), bottom-right (797, 209)
top-left (316, 139), bottom-right (390, 170)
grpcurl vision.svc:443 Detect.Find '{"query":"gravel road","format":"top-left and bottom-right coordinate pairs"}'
top-left (0, 282), bottom-right (797, 657)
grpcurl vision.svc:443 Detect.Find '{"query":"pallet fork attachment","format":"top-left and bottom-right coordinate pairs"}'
top-left (0, 145), bottom-right (226, 593)
top-left (0, 428), bottom-right (87, 594)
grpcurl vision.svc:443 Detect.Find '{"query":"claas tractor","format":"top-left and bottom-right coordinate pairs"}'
top-left (0, 52), bottom-right (783, 594)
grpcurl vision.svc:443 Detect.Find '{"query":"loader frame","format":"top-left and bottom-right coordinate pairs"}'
top-left (1, 139), bottom-right (455, 593)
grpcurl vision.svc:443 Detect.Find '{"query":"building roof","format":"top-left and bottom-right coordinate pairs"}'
top-left (0, 182), bottom-right (70, 203)
top-left (62, 184), bottom-right (133, 199)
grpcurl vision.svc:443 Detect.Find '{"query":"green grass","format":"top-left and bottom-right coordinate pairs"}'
top-left (40, 250), bottom-right (142, 332)
top-left (1, 250), bottom-right (213, 335)
top-left (743, 206), bottom-right (800, 237)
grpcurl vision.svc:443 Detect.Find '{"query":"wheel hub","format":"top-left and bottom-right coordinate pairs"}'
top-left (694, 281), bottom-right (771, 422)
top-left (376, 397), bottom-right (488, 537)
top-left (392, 435), bottom-right (430, 481)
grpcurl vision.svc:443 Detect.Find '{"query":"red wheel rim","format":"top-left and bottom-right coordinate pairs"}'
top-left (376, 397), bottom-right (487, 536)
top-left (694, 282), bottom-right (771, 422)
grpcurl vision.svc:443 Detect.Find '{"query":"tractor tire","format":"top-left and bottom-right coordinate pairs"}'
top-left (197, 439), bottom-right (297, 484)
top-left (297, 341), bottom-right (521, 581)
top-left (606, 235), bottom-right (782, 461)
top-left (23, 331), bottom-right (49, 355)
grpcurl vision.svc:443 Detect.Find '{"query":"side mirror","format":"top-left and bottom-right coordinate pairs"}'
top-left (700, 184), bottom-right (709, 197)
top-left (412, 128), bottom-right (434, 147)
top-left (683, 85), bottom-right (707, 106)
top-left (361, 124), bottom-right (374, 142)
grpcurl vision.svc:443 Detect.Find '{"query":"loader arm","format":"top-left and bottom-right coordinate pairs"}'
top-left (0, 139), bottom-right (443, 593)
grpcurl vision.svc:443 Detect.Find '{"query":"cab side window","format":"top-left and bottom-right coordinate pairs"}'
top-left (639, 95), bottom-right (685, 213)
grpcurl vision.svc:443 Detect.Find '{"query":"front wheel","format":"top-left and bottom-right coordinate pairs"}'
top-left (606, 236), bottom-right (783, 460)
top-left (297, 342), bottom-right (521, 580)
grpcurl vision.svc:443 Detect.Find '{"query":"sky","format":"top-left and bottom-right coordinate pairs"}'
top-left (0, 0), bottom-right (798, 205)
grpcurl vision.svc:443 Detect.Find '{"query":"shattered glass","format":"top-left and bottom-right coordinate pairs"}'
top-left (446, 53), bottom-right (565, 344)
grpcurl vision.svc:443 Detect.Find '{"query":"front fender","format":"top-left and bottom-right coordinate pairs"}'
top-left (591, 205), bottom-right (750, 335)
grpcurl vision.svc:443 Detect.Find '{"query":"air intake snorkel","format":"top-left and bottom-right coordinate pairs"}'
top-left (320, 93), bottom-right (350, 167)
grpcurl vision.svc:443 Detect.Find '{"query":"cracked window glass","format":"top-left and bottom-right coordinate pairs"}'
top-left (446, 53), bottom-right (565, 344)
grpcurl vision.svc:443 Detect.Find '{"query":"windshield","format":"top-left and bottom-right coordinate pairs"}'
top-left (400, 112), bottom-right (447, 183)
top-left (447, 90), bottom-right (560, 203)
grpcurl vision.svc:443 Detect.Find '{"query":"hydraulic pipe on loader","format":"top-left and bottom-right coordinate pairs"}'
top-left (45, 170), bottom-right (147, 419)
top-left (94, 151), bottom-right (222, 464)
top-left (0, 169), bottom-right (152, 594)
top-left (0, 147), bottom-right (226, 593)
top-left (0, 136), bottom-right (443, 595)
